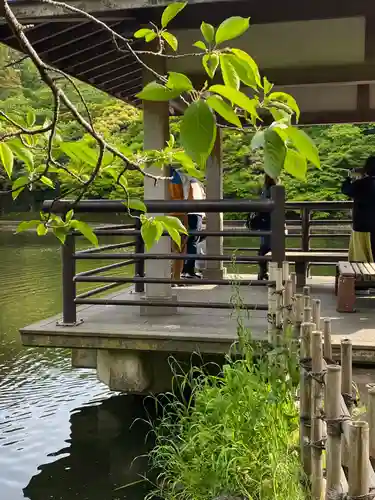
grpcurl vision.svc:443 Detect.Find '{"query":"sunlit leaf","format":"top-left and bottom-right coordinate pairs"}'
top-left (220, 54), bottom-right (240, 90)
top-left (145, 31), bottom-right (158, 42)
top-left (26, 109), bottom-right (36, 127)
top-left (0, 142), bottom-right (14, 178)
top-left (284, 148), bottom-right (307, 180)
top-left (53, 227), bottom-right (67, 244)
top-left (125, 198), bottom-right (147, 212)
top-left (60, 142), bottom-right (100, 167)
top-left (40, 176), bottom-right (54, 189)
top-left (141, 220), bottom-right (159, 251)
top-left (134, 28), bottom-right (154, 39)
top-left (263, 129), bottom-right (286, 179)
top-left (155, 215), bottom-right (188, 234)
top-left (263, 76), bottom-right (274, 95)
top-left (251, 130), bottom-right (265, 150)
top-left (167, 72), bottom-right (193, 92)
top-left (173, 151), bottom-right (201, 177)
top-left (215, 16), bottom-right (250, 45)
top-left (286, 127), bottom-right (320, 168)
top-left (71, 220), bottom-right (99, 247)
top-left (200, 22), bottom-right (215, 44)
top-left (207, 95), bottom-right (242, 128)
top-left (180, 100), bottom-right (217, 167)
top-left (66, 209), bottom-right (74, 223)
top-left (193, 40), bottom-right (207, 51)
top-left (202, 53), bottom-right (219, 79)
top-left (269, 92), bottom-right (300, 122)
top-left (162, 31), bottom-right (178, 51)
top-left (230, 49), bottom-right (261, 88)
top-left (209, 84), bottom-right (259, 118)
top-left (161, 2), bottom-right (187, 28)
top-left (136, 81), bottom-right (182, 101)
top-left (37, 223), bottom-right (48, 236)
top-left (16, 219), bottom-right (39, 233)
top-left (7, 138), bottom-right (34, 171)
top-left (12, 175), bottom-right (29, 200)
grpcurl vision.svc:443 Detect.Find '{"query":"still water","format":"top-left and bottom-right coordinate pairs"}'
top-left (0, 230), bottom-right (153, 500)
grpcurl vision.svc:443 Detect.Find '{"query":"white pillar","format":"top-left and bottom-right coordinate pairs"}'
top-left (141, 61), bottom-right (176, 313)
top-left (204, 129), bottom-right (225, 279)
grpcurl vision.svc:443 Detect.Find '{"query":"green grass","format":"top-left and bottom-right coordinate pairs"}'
top-left (145, 340), bottom-right (304, 500)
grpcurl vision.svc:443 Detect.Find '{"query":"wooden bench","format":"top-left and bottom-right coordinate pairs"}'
top-left (336, 261), bottom-right (375, 313)
top-left (267, 251), bottom-right (348, 289)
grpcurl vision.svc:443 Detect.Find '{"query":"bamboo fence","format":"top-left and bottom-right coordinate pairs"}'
top-left (268, 263), bottom-right (375, 500)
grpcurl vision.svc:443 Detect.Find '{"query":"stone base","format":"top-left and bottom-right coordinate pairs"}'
top-left (203, 267), bottom-right (227, 280)
top-left (140, 293), bottom-right (178, 316)
top-left (97, 350), bottom-right (151, 393)
top-left (71, 348), bottom-right (97, 368)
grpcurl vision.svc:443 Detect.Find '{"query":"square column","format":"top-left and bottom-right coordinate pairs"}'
top-left (141, 61), bottom-right (176, 313)
top-left (204, 129), bottom-right (225, 279)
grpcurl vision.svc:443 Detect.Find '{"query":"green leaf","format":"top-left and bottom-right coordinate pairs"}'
top-left (230, 49), bottom-right (261, 88)
top-left (126, 198), bottom-right (147, 212)
top-left (201, 22), bottom-right (215, 44)
top-left (263, 129), bottom-right (286, 179)
top-left (207, 95), bottom-right (242, 127)
top-left (173, 151), bottom-right (201, 177)
top-left (60, 142), bottom-right (99, 167)
top-left (26, 110), bottom-right (36, 127)
top-left (53, 227), bottom-right (67, 244)
top-left (269, 92), bottom-right (300, 122)
top-left (155, 215), bottom-right (188, 234)
top-left (12, 175), bottom-right (29, 200)
top-left (71, 220), bottom-right (99, 247)
top-left (8, 138), bottom-right (34, 171)
top-left (215, 16), bottom-right (250, 45)
top-left (209, 84), bottom-right (259, 118)
top-left (180, 100), bottom-right (217, 167)
top-left (40, 176), bottom-right (54, 189)
top-left (193, 40), bottom-right (207, 51)
top-left (145, 31), bottom-right (158, 42)
top-left (0, 143), bottom-right (14, 178)
top-left (285, 127), bottom-right (320, 168)
top-left (141, 220), bottom-right (158, 251)
top-left (166, 72), bottom-right (193, 92)
top-left (136, 81), bottom-right (182, 101)
top-left (251, 130), bottom-right (265, 150)
top-left (202, 53), bottom-right (219, 79)
top-left (66, 209), bottom-right (74, 222)
top-left (16, 220), bottom-right (39, 233)
top-left (134, 28), bottom-right (154, 39)
top-left (263, 76), bottom-right (274, 95)
top-left (161, 2), bottom-right (187, 28)
top-left (284, 148), bottom-right (307, 180)
top-left (161, 31), bottom-right (178, 51)
top-left (37, 223), bottom-right (48, 236)
top-left (166, 226), bottom-right (181, 249)
top-left (220, 54), bottom-right (240, 90)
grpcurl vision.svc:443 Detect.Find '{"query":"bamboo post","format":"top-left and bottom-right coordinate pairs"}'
top-left (303, 285), bottom-right (311, 308)
top-left (341, 339), bottom-right (353, 413)
top-left (303, 285), bottom-right (311, 296)
top-left (348, 421), bottom-right (369, 498)
top-left (268, 261), bottom-right (278, 281)
top-left (311, 330), bottom-right (324, 500)
top-left (282, 260), bottom-right (290, 282)
top-left (325, 365), bottom-right (342, 499)
top-left (323, 318), bottom-right (333, 361)
top-left (267, 285), bottom-right (276, 345)
top-left (304, 306), bottom-right (312, 323)
top-left (312, 299), bottom-right (321, 332)
top-left (290, 271), bottom-right (297, 296)
top-left (368, 386), bottom-right (375, 460)
top-left (283, 279), bottom-right (293, 339)
top-left (300, 322), bottom-right (314, 478)
top-left (293, 293), bottom-right (303, 339)
top-left (275, 267), bottom-right (283, 345)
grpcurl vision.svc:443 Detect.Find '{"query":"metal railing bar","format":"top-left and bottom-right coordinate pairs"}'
top-left (74, 297), bottom-right (268, 310)
top-left (308, 233), bottom-right (350, 239)
top-left (88, 229), bottom-right (272, 237)
top-left (73, 252), bottom-right (272, 262)
top-left (76, 282), bottom-right (124, 299)
top-left (74, 276), bottom-right (275, 286)
top-left (75, 260), bottom-right (136, 277)
top-left (75, 241), bottom-right (136, 255)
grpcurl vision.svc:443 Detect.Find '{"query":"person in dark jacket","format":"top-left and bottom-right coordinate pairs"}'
top-left (341, 156), bottom-right (375, 261)
top-left (257, 174), bottom-right (276, 280)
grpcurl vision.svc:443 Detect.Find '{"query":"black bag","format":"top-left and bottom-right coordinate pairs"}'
top-left (246, 212), bottom-right (270, 231)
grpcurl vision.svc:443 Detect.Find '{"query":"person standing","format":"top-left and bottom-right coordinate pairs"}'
top-left (341, 156), bottom-right (375, 262)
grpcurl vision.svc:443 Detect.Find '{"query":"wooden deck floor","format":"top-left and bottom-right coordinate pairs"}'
top-left (20, 275), bottom-right (375, 363)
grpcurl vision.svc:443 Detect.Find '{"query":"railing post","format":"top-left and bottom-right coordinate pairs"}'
top-left (61, 233), bottom-right (77, 325)
top-left (301, 207), bottom-right (310, 252)
top-left (271, 185), bottom-right (286, 267)
top-left (134, 216), bottom-right (145, 293)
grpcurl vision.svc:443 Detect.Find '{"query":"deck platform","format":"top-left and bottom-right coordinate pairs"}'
top-left (21, 275), bottom-right (375, 364)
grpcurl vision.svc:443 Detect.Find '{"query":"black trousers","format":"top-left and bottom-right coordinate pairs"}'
top-left (183, 214), bottom-right (203, 275)
top-left (258, 235), bottom-right (271, 277)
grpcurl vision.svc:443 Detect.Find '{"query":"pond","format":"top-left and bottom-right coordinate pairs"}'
top-left (0, 227), bottom-right (353, 500)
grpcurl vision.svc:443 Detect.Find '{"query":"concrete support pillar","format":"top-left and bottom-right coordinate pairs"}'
top-left (204, 129), bottom-right (225, 279)
top-left (141, 60), bottom-right (176, 314)
top-left (71, 348), bottom-right (97, 368)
